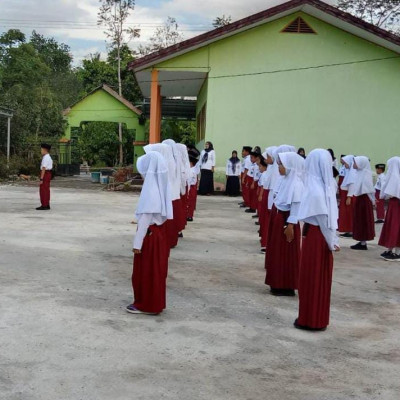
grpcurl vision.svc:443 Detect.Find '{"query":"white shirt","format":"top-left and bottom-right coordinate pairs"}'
top-left (226, 159), bottom-right (241, 176)
top-left (243, 155), bottom-right (252, 172)
top-left (200, 150), bottom-right (216, 170)
top-left (133, 214), bottom-right (164, 250)
top-left (375, 173), bottom-right (386, 191)
top-left (302, 215), bottom-right (339, 251)
top-left (187, 163), bottom-right (200, 186)
top-left (41, 154), bottom-right (53, 170)
top-left (248, 162), bottom-right (257, 178)
top-left (275, 201), bottom-right (301, 224)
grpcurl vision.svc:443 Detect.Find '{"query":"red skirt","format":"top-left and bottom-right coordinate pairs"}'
top-left (375, 189), bottom-right (386, 220)
top-left (259, 189), bottom-right (270, 247)
top-left (166, 209), bottom-right (179, 249)
top-left (265, 206), bottom-right (300, 290)
top-left (378, 197), bottom-right (400, 248)
top-left (173, 198), bottom-right (185, 233)
top-left (242, 175), bottom-right (250, 206)
top-left (249, 178), bottom-right (258, 210)
top-left (353, 194), bottom-right (375, 241)
top-left (187, 184), bottom-right (198, 218)
top-left (338, 189), bottom-right (353, 233)
top-left (297, 224), bottom-right (334, 329)
top-left (132, 224), bottom-right (168, 314)
top-left (180, 192), bottom-right (188, 231)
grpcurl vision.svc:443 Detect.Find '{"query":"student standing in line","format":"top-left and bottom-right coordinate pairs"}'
top-left (126, 151), bottom-right (172, 315)
top-left (36, 143), bottom-right (53, 211)
top-left (338, 155), bottom-right (356, 238)
top-left (348, 156), bottom-right (375, 250)
top-left (198, 141), bottom-right (216, 196)
top-left (239, 146), bottom-right (253, 207)
top-left (374, 163), bottom-right (386, 223)
top-left (187, 156), bottom-right (200, 222)
top-left (245, 151), bottom-right (260, 214)
top-left (378, 157), bottom-right (400, 261)
top-left (225, 150), bottom-right (241, 196)
top-left (265, 152), bottom-right (304, 296)
top-left (294, 149), bottom-right (340, 332)
top-left (297, 147), bottom-right (306, 159)
top-left (256, 158), bottom-right (268, 253)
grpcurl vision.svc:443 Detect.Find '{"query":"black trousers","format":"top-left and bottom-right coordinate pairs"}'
top-left (198, 169), bottom-right (214, 195)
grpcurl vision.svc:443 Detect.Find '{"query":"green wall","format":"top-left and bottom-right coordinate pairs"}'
top-left (63, 89), bottom-right (145, 164)
top-left (155, 11), bottom-right (400, 168)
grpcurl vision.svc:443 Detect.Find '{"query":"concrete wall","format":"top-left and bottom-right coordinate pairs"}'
top-left (155, 11), bottom-right (400, 168)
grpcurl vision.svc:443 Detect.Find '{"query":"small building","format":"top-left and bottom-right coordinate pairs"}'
top-left (129, 0), bottom-right (400, 167)
top-left (61, 84), bottom-right (146, 174)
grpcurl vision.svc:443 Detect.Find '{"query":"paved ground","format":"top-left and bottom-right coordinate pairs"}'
top-left (0, 184), bottom-right (399, 400)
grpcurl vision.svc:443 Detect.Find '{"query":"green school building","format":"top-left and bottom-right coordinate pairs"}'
top-left (61, 84), bottom-right (145, 173)
top-left (129, 0), bottom-right (400, 169)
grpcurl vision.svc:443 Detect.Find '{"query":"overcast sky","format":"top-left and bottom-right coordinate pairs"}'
top-left (0, 0), bottom-right (337, 65)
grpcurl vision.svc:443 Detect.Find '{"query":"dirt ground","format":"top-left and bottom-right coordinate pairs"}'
top-left (0, 183), bottom-right (399, 400)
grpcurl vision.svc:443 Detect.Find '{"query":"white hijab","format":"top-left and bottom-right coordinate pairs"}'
top-left (136, 151), bottom-right (173, 223)
top-left (162, 139), bottom-right (181, 201)
top-left (274, 152), bottom-right (305, 210)
top-left (176, 143), bottom-right (191, 195)
top-left (352, 156), bottom-right (375, 202)
top-left (297, 149), bottom-right (338, 230)
top-left (380, 156), bottom-right (400, 200)
top-left (144, 143), bottom-right (175, 191)
top-left (263, 146), bottom-right (278, 190)
top-left (340, 155), bottom-right (356, 191)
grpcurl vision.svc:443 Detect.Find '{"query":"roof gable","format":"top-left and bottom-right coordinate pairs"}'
top-left (63, 84), bottom-right (142, 116)
top-left (129, 0), bottom-right (400, 72)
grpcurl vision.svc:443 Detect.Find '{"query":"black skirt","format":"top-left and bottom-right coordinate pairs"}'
top-left (198, 169), bottom-right (214, 195)
top-left (225, 176), bottom-right (240, 196)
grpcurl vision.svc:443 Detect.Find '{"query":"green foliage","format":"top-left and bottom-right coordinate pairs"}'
top-left (0, 154), bottom-right (40, 179)
top-left (212, 15), bottom-right (233, 28)
top-left (161, 119), bottom-right (196, 145)
top-left (78, 121), bottom-right (135, 167)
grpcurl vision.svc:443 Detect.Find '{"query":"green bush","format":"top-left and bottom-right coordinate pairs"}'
top-left (0, 154), bottom-right (40, 179)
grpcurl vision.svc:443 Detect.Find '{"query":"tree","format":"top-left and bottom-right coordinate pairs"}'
top-left (337, 1), bottom-right (400, 33)
top-left (138, 17), bottom-right (184, 56)
top-left (212, 15), bottom-right (232, 28)
top-left (98, 0), bottom-right (140, 165)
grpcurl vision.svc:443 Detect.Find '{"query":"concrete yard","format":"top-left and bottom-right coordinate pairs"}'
top-left (0, 183), bottom-right (399, 400)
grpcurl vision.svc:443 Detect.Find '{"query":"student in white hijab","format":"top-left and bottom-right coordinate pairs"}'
top-left (378, 156), bottom-right (400, 261)
top-left (263, 146), bottom-right (279, 210)
top-left (338, 155), bottom-right (356, 237)
top-left (294, 149), bottom-right (340, 332)
top-left (348, 156), bottom-right (375, 250)
top-left (127, 151), bottom-right (172, 315)
top-left (264, 152), bottom-right (304, 297)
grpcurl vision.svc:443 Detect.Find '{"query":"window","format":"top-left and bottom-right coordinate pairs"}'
top-left (281, 17), bottom-right (316, 34)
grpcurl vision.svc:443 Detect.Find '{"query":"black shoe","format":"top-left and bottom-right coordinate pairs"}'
top-left (351, 242), bottom-right (368, 250)
top-left (239, 204), bottom-right (247, 208)
top-left (245, 208), bottom-right (256, 213)
top-left (238, 202), bottom-right (244, 206)
top-left (186, 217), bottom-right (193, 222)
top-left (178, 232), bottom-right (183, 238)
top-left (260, 248), bottom-right (266, 254)
top-left (252, 215), bottom-right (259, 219)
top-left (255, 221), bottom-right (260, 226)
top-left (270, 288), bottom-right (295, 297)
top-left (380, 250), bottom-right (391, 258)
top-left (375, 219), bottom-right (385, 224)
top-left (382, 251), bottom-right (400, 262)
top-left (339, 232), bottom-right (353, 238)
top-left (36, 206), bottom-right (50, 210)
top-left (293, 319), bottom-right (327, 332)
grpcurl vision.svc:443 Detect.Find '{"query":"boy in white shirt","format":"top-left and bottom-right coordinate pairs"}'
top-left (36, 143), bottom-right (53, 211)
top-left (375, 163), bottom-right (386, 223)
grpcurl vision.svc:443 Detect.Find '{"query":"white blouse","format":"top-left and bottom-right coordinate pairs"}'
top-left (41, 154), bottom-right (53, 170)
top-left (200, 150), bottom-right (216, 170)
top-left (226, 160), bottom-right (241, 176)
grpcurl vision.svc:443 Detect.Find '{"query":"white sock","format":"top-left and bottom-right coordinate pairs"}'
top-left (360, 241), bottom-right (367, 245)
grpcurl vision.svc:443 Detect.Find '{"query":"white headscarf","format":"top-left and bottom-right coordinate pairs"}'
top-left (263, 146), bottom-right (278, 190)
top-left (176, 143), bottom-right (191, 195)
top-left (162, 139), bottom-right (181, 201)
top-left (340, 155), bottom-right (356, 191)
top-left (136, 151), bottom-right (173, 223)
top-left (297, 149), bottom-right (338, 230)
top-left (380, 157), bottom-right (400, 200)
top-left (352, 156), bottom-right (375, 202)
top-left (274, 152), bottom-right (305, 210)
top-left (144, 143), bottom-right (175, 192)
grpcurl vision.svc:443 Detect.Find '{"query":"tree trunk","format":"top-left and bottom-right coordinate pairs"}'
top-left (117, 43), bottom-right (123, 165)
